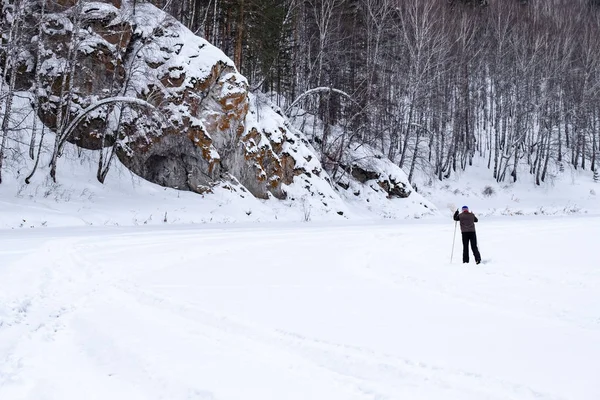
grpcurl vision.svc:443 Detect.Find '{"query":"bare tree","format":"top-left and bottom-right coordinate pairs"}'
top-left (0, 0), bottom-right (26, 183)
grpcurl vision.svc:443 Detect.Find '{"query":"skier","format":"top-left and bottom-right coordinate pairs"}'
top-left (453, 206), bottom-right (482, 264)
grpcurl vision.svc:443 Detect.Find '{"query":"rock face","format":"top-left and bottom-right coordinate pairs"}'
top-left (287, 110), bottom-right (417, 208)
top-left (345, 156), bottom-right (412, 199)
top-left (4, 0), bottom-right (430, 220)
top-left (339, 147), bottom-right (412, 199)
top-left (16, 0), bottom-right (323, 200)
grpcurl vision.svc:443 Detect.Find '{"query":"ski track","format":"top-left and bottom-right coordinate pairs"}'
top-left (0, 217), bottom-right (599, 399)
top-left (113, 283), bottom-right (564, 400)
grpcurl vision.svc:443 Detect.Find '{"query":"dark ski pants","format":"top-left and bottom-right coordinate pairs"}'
top-left (462, 232), bottom-right (481, 263)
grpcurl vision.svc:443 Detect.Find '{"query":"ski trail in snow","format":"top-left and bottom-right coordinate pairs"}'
top-left (1, 238), bottom-right (82, 389)
top-left (349, 248), bottom-right (599, 332)
top-left (1, 219), bottom-right (599, 399)
top-left (111, 282), bottom-right (564, 400)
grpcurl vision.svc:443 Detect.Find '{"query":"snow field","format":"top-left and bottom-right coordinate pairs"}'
top-left (0, 216), bottom-right (599, 400)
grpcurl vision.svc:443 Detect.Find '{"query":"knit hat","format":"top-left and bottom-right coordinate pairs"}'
top-left (461, 205), bottom-right (469, 210)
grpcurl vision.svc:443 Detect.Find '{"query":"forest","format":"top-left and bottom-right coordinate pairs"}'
top-left (152, 0), bottom-right (600, 184)
top-left (2, 0), bottom-right (600, 187)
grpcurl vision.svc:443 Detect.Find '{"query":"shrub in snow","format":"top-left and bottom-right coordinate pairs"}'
top-left (482, 185), bottom-right (495, 197)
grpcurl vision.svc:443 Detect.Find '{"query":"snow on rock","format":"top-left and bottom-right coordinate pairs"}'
top-left (333, 143), bottom-right (435, 219)
top-left (1, 0), bottom-right (434, 225)
top-left (287, 102), bottom-right (435, 219)
top-left (241, 94), bottom-right (348, 215)
top-left (8, 0), bottom-right (344, 204)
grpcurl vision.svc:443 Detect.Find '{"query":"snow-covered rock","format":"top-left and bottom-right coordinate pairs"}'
top-left (286, 100), bottom-right (434, 219)
top-left (9, 0), bottom-right (339, 204)
top-left (1, 0), bottom-right (434, 223)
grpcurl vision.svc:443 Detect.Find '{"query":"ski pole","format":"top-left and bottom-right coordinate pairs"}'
top-left (450, 220), bottom-right (457, 263)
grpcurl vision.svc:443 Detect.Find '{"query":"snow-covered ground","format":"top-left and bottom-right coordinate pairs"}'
top-left (1, 217), bottom-right (599, 400)
top-left (2, 147), bottom-right (597, 229)
top-left (414, 158), bottom-right (599, 217)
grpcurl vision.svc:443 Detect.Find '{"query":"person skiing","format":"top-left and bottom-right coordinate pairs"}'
top-left (453, 206), bottom-right (482, 264)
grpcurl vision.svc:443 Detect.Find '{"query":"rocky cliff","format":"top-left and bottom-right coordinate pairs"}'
top-left (24, 0), bottom-right (315, 199)
top-left (3, 0), bottom-right (432, 219)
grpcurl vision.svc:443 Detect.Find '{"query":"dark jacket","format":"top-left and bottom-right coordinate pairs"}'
top-left (453, 210), bottom-right (478, 233)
